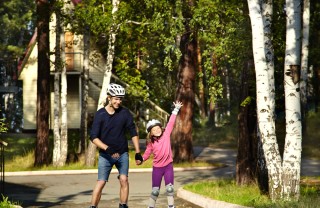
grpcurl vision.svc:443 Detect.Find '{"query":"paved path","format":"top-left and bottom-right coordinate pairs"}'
top-left (4, 147), bottom-right (320, 208)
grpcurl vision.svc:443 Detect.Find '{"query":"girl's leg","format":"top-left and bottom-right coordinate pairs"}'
top-left (148, 166), bottom-right (165, 208)
top-left (164, 163), bottom-right (175, 207)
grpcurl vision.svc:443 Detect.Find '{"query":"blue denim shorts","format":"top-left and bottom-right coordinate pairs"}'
top-left (97, 152), bottom-right (129, 181)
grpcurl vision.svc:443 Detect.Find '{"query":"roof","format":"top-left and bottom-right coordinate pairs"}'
top-left (17, 28), bottom-right (37, 77)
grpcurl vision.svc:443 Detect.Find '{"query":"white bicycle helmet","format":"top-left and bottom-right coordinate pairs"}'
top-left (146, 119), bottom-right (162, 133)
top-left (107, 83), bottom-right (125, 97)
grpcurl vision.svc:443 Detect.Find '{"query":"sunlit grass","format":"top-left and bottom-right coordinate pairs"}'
top-left (184, 178), bottom-right (320, 208)
top-left (4, 140), bottom-right (215, 172)
top-left (0, 195), bottom-right (21, 208)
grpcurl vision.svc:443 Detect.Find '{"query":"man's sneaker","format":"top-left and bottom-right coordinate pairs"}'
top-left (89, 206), bottom-right (97, 208)
top-left (119, 204), bottom-right (128, 208)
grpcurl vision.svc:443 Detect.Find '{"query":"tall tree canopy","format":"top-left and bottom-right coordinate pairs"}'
top-left (0, 0), bottom-right (36, 58)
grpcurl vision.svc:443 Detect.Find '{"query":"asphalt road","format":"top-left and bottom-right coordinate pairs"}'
top-left (3, 147), bottom-right (320, 208)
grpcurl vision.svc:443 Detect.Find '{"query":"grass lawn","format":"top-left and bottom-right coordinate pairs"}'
top-left (1, 132), bottom-right (217, 172)
top-left (183, 110), bottom-right (320, 207)
top-left (184, 178), bottom-right (320, 208)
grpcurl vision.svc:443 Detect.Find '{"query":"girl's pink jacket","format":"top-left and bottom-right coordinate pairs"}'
top-left (142, 114), bottom-right (177, 167)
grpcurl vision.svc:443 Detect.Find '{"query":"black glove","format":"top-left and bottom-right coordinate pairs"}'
top-left (135, 153), bottom-right (143, 162)
top-left (105, 146), bottom-right (116, 155)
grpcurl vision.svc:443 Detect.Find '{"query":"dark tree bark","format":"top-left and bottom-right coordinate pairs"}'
top-left (35, 0), bottom-right (51, 166)
top-left (80, 26), bottom-right (90, 155)
top-left (196, 41), bottom-right (206, 119)
top-left (207, 54), bottom-right (219, 125)
top-left (236, 60), bottom-right (257, 185)
top-left (171, 0), bottom-right (197, 162)
top-left (314, 66), bottom-right (320, 112)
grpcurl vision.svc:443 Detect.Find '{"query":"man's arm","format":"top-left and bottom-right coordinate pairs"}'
top-left (92, 138), bottom-right (108, 150)
top-left (132, 136), bottom-right (143, 165)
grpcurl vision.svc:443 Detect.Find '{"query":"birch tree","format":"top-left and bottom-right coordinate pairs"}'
top-left (247, 0), bottom-right (282, 200)
top-left (248, 0), bottom-right (304, 200)
top-left (53, 0), bottom-right (68, 167)
top-left (300, 0), bottom-right (310, 134)
top-left (282, 0), bottom-right (302, 199)
top-left (85, 0), bottom-right (120, 166)
top-left (79, 25), bottom-right (90, 154)
top-left (53, 5), bottom-right (62, 167)
top-left (256, 0), bottom-right (275, 193)
top-left (59, 15), bottom-right (68, 167)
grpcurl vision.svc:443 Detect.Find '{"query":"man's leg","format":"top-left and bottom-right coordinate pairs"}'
top-left (119, 174), bottom-right (129, 204)
top-left (90, 153), bottom-right (113, 208)
top-left (90, 180), bottom-right (106, 207)
top-left (116, 152), bottom-right (130, 207)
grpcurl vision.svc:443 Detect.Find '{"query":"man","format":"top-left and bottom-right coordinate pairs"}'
top-left (89, 83), bottom-right (143, 208)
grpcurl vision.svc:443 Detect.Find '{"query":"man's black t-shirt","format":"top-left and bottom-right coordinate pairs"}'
top-left (90, 106), bottom-right (138, 154)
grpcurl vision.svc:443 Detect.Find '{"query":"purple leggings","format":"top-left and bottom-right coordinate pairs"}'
top-left (152, 163), bottom-right (174, 188)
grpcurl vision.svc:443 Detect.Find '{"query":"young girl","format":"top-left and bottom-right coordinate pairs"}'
top-left (142, 101), bottom-right (183, 208)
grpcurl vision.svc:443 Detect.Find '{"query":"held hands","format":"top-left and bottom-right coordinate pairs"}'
top-left (135, 153), bottom-right (143, 165)
top-left (172, 101), bottom-right (183, 115)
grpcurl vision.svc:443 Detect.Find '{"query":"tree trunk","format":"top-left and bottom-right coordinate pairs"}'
top-left (248, 0), bottom-right (282, 200)
top-left (254, 0), bottom-right (274, 194)
top-left (171, 17), bottom-right (196, 162)
top-left (85, 0), bottom-right (120, 167)
top-left (300, 0), bottom-right (310, 135)
top-left (196, 41), bottom-right (206, 119)
top-left (207, 54), bottom-right (218, 126)
top-left (236, 60), bottom-right (257, 185)
top-left (282, 0), bottom-right (302, 200)
top-left (53, 9), bottom-right (61, 167)
top-left (35, 0), bottom-right (50, 166)
top-left (80, 26), bottom-right (90, 155)
top-left (224, 65), bottom-right (231, 116)
top-left (59, 15), bottom-right (68, 166)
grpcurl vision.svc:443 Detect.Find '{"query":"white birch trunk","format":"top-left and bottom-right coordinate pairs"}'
top-left (59, 20), bottom-right (68, 167)
top-left (53, 65), bottom-right (61, 166)
top-left (79, 26), bottom-right (90, 154)
top-left (53, 12), bottom-right (61, 167)
top-left (248, 0), bottom-right (282, 200)
top-left (300, 0), bottom-right (310, 133)
top-left (262, 0), bottom-right (275, 121)
top-left (282, 0), bottom-right (302, 200)
top-left (97, 0), bottom-right (120, 109)
top-left (86, 0), bottom-right (120, 166)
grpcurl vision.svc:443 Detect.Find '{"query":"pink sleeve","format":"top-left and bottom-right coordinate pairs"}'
top-left (164, 114), bottom-right (177, 136)
top-left (142, 143), bottom-right (153, 161)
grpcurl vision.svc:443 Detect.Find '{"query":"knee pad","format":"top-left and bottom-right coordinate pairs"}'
top-left (150, 187), bottom-right (160, 199)
top-left (166, 183), bottom-right (174, 196)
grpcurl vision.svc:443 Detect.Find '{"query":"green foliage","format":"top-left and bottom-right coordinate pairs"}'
top-left (240, 96), bottom-right (253, 107)
top-left (0, 0), bottom-right (36, 57)
top-left (0, 195), bottom-right (21, 208)
top-left (0, 118), bottom-right (8, 134)
top-left (69, 0), bottom-right (254, 111)
top-left (71, 0), bottom-right (113, 36)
